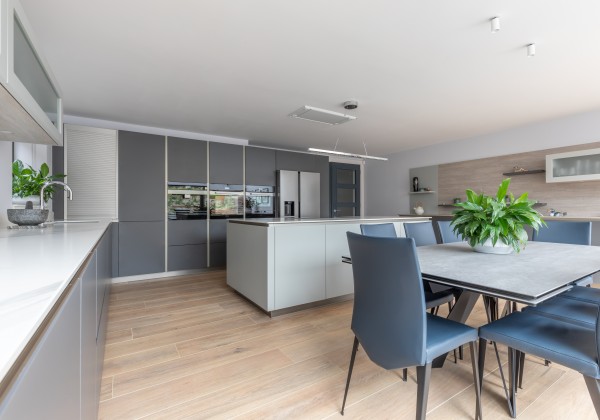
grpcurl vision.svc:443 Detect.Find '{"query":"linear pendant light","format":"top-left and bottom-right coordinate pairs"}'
top-left (308, 147), bottom-right (388, 161)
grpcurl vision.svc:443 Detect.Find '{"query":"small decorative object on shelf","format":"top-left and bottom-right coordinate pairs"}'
top-left (451, 178), bottom-right (545, 254)
top-left (412, 177), bottom-right (419, 192)
top-left (413, 201), bottom-right (425, 215)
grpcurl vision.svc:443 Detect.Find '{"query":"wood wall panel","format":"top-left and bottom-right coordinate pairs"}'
top-left (438, 142), bottom-right (600, 217)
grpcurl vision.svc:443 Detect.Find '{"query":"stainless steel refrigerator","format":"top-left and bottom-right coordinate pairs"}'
top-left (276, 170), bottom-right (320, 218)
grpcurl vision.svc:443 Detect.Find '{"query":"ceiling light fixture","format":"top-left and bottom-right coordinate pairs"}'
top-left (527, 43), bottom-right (536, 57)
top-left (309, 139), bottom-right (387, 161)
top-left (289, 106), bottom-right (357, 125)
top-left (490, 17), bottom-right (500, 33)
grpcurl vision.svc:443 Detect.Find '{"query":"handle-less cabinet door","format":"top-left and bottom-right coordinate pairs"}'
top-left (119, 221), bottom-right (165, 276)
top-left (0, 282), bottom-right (81, 419)
top-left (209, 219), bottom-right (228, 267)
top-left (276, 150), bottom-right (316, 172)
top-left (209, 142), bottom-right (243, 184)
top-left (245, 147), bottom-right (276, 186)
top-left (168, 137), bottom-right (207, 182)
top-left (118, 131), bottom-right (165, 222)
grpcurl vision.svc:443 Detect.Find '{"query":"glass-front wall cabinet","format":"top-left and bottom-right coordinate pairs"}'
top-left (546, 148), bottom-right (600, 183)
top-left (0, 0), bottom-right (63, 145)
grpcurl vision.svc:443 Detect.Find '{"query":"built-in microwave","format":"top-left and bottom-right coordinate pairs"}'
top-left (245, 185), bottom-right (275, 218)
top-left (209, 184), bottom-right (244, 218)
top-left (167, 183), bottom-right (208, 220)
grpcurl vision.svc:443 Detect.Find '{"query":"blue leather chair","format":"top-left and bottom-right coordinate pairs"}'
top-left (532, 220), bottom-right (593, 286)
top-left (342, 232), bottom-right (482, 419)
top-left (404, 222), bottom-right (438, 247)
top-left (479, 307), bottom-right (600, 418)
top-left (436, 220), bottom-right (463, 244)
top-left (361, 223), bottom-right (455, 313)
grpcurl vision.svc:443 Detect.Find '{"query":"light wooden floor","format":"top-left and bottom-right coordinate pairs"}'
top-left (98, 271), bottom-right (597, 419)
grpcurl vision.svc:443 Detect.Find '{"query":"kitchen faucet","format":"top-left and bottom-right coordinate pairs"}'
top-left (40, 181), bottom-right (73, 210)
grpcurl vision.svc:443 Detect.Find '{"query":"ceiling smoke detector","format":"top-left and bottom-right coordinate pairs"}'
top-left (343, 100), bottom-right (358, 110)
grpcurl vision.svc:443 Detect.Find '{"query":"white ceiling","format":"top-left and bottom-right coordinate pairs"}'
top-left (21, 0), bottom-right (600, 156)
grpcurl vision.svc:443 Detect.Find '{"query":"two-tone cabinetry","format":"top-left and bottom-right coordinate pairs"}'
top-left (0, 0), bottom-right (63, 145)
top-left (0, 225), bottom-right (113, 419)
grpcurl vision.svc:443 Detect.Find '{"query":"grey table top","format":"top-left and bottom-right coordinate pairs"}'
top-left (417, 242), bottom-right (600, 303)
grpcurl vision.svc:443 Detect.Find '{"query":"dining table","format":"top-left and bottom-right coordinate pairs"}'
top-left (343, 240), bottom-right (600, 367)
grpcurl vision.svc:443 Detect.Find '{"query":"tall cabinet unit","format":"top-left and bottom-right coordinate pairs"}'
top-left (167, 137), bottom-right (208, 271)
top-left (118, 131), bottom-right (166, 276)
top-left (209, 142), bottom-right (243, 267)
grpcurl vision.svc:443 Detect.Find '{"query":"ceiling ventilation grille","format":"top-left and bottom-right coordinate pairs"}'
top-left (288, 106), bottom-right (357, 125)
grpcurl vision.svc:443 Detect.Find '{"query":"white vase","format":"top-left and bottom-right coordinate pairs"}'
top-left (12, 195), bottom-right (41, 209)
top-left (472, 239), bottom-right (513, 255)
top-left (414, 206), bottom-right (425, 215)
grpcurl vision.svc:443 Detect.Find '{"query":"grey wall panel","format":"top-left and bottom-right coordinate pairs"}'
top-left (0, 282), bottom-right (81, 420)
top-left (118, 221), bottom-right (165, 276)
top-left (276, 150), bottom-right (316, 172)
top-left (210, 242), bottom-right (227, 267)
top-left (315, 155), bottom-right (330, 217)
top-left (209, 142), bottom-right (243, 184)
top-left (168, 220), bottom-right (207, 245)
top-left (51, 146), bottom-right (64, 220)
top-left (168, 137), bottom-right (207, 183)
top-left (118, 130), bottom-right (165, 222)
top-left (245, 147), bottom-right (276, 186)
top-left (168, 244), bottom-right (208, 271)
top-left (209, 219), bottom-right (228, 243)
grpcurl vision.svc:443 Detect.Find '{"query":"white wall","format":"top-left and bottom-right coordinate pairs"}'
top-left (0, 143), bottom-right (12, 227)
top-left (366, 108), bottom-right (600, 216)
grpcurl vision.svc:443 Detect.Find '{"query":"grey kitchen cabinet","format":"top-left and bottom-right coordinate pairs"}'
top-left (209, 219), bottom-right (228, 267)
top-left (209, 142), bottom-right (243, 184)
top-left (168, 137), bottom-right (207, 183)
top-left (119, 221), bottom-right (165, 276)
top-left (118, 130), bottom-right (165, 222)
top-left (168, 244), bottom-right (208, 271)
top-left (315, 155), bottom-right (330, 217)
top-left (276, 150), bottom-right (316, 172)
top-left (81, 253), bottom-right (98, 420)
top-left (0, 282), bottom-right (82, 420)
top-left (245, 146), bottom-right (276, 186)
top-left (168, 220), bottom-right (208, 270)
top-left (168, 220), bottom-right (207, 246)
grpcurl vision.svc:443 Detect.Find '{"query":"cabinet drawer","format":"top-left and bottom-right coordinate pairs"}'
top-left (168, 220), bottom-right (207, 245)
top-left (168, 245), bottom-right (208, 271)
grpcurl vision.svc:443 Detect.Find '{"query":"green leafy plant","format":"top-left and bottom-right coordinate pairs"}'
top-left (451, 178), bottom-right (545, 253)
top-left (12, 160), bottom-right (65, 203)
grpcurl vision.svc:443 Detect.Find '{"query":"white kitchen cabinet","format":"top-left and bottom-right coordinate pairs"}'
top-left (546, 148), bottom-right (600, 183)
top-left (0, 0), bottom-right (63, 145)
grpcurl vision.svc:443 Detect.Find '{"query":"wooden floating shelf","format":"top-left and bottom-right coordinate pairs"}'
top-left (502, 169), bottom-right (546, 176)
top-left (533, 202), bottom-right (547, 208)
top-left (438, 204), bottom-right (457, 208)
top-left (409, 191), bottom-right (436, 194)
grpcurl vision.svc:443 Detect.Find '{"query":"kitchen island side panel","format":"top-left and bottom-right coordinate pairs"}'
top-left (226, 223), bottom-right (274, 311)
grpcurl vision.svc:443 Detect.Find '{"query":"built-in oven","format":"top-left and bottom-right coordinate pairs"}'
top-left (209, 184), bottom-right (244, 218)
top-left (245, 185), bottom-right (275, 218)
top-left (167, 183), bottom-right (208, 220)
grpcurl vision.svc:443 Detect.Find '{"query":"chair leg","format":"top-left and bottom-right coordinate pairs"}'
top-left (478, 338), bottom-right (487, 388)
top-left (508, 347), bottom-right (517, 418)
top-left (583, 375), bottom-right (600, 417)
top-left (469, 342), bottom-right (483, 420)
top-left (402, 368), bottom-right (408, 382)
top-left (518, 351), bottom-right (525, 389)
top-left (453, 348), bottom-right (457, 363)
top-left (340, 336), bottom-right (359, 415)
top-left (416, 363), bottom-right (432, 420)
top-left (459, 345), bottom-right (464, 360)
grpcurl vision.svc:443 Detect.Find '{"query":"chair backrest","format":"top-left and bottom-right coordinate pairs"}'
top-left (403, 221), bottom-right (437, 247)
top-left (437, 220), bottom-right (462, 244)
top-left (532, 220), bottom-right (592, 245)
top-left (346, 232), bottom-right (426, 369)
top-left (360, 223), bottom-right (397, 238)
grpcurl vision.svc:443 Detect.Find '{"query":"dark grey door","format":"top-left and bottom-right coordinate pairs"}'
top-left (118, 221), bottom-right (165, 276)
top-left (330, 163), bottom-right (360, 217)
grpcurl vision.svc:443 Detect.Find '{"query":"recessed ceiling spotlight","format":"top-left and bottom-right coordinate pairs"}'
top-left (490, 17), bottom-right (500, 33)
top-left (527, 43), bottom-right (536, 57)
top-left (343, 100), bottom-right (358, 110)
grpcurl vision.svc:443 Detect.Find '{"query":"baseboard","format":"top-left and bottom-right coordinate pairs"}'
top-left (111, 267), bottom-right (224, 284)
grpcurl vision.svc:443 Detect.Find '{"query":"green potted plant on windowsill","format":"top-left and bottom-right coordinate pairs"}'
top-left (451, 178), bottom-right (545, 254)
top-left (12, 160), bottom-right (65, 207)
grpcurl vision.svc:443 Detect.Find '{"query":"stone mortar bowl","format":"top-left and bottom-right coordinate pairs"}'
top-left (7, 209), bottom-right (49, 226)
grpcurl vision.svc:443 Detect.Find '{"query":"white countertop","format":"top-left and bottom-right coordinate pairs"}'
top-left (230, 216), bottom-right (430, 226)
top-left (0, 221), bottom-right (112, 385)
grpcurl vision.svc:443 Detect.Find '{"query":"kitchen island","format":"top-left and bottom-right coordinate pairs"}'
top-left (227, 216), bottom-right (428, 314)
top-left (0, 221), bottom-right (114, 419)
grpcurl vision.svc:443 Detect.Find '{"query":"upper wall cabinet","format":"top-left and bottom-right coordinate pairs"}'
top-left (546, 148), bottom-right (600, 183)
top-left (209, 142), bottom-right (243, 184)
top-left (168, 137), bottom-right (207, 183)
top-left (276, 150), bottom-right (316, 172)
top-left (0, 0), bottom-right (63, 146)
top-left (245, 146), bottom-right (276, 186)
